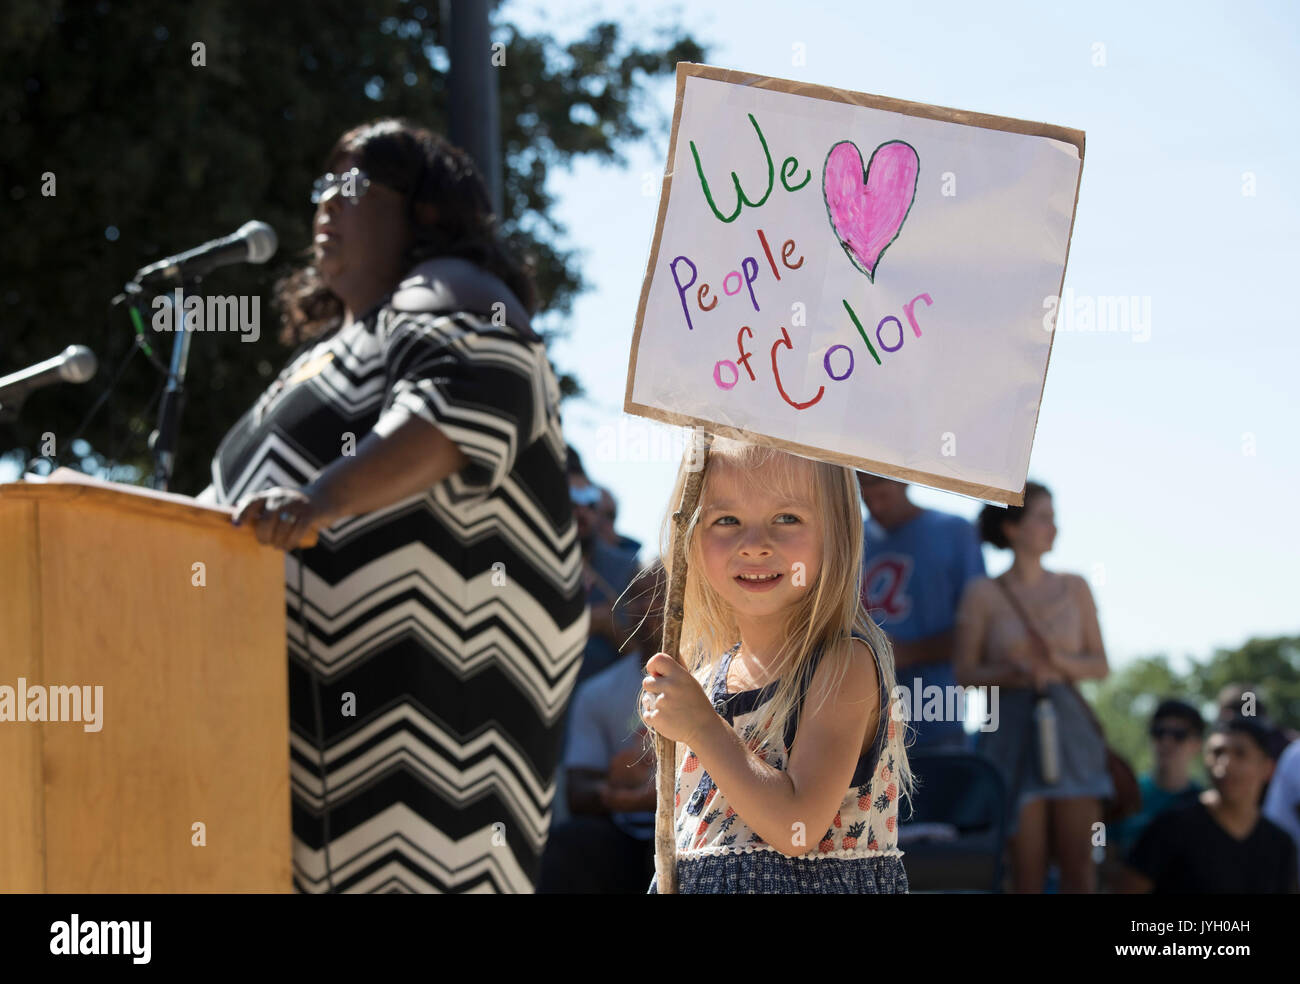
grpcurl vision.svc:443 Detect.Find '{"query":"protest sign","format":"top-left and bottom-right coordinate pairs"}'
top-left (624, 64), bottom-right (1085, 505)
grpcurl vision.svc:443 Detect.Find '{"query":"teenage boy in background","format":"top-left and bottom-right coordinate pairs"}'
top-left (1122, 716), bottom-right (1297, 893)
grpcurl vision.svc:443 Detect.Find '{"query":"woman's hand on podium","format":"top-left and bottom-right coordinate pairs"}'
top-left (232, 487), bottom-right (322, 551)
top-left (229, 417), bottom-right (467, 552)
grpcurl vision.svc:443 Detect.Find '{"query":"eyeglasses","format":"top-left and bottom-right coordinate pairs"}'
top-left (1151, 726), bottom-right (1193, 741)
top-left (310, 168), bottom-right (372, 206)
top-left (570, 485), bottom-right (603, 508)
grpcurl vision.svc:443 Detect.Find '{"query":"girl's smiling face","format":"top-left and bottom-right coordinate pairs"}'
top-left (697, 456), bottom-right (823, 619)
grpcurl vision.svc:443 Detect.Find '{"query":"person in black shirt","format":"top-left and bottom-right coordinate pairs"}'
top-left (1121, 716), bottom-right (1298, 893)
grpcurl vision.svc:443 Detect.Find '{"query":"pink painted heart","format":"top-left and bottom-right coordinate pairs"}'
top-left (822, 139), bottom-right (919, 282)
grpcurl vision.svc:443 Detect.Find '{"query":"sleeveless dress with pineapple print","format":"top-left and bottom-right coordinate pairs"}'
top-left (648, 631), bottom-right (909, 894)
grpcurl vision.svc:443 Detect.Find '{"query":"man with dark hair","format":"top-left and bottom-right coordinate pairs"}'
top-left (1215, 682), bottom-right (1296, 754)
top-left (566, 443), bottom-right (588, 481)
top-left (1122, 716), bottom-right (1298, 893)
top-left (1216, 682), bottom-right (1267, 722)
top-left (1113, 699), bottom-right (1206, 858)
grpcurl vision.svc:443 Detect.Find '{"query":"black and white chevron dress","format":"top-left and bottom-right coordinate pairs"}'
top-left (209, 302), bottom-right (587, 893)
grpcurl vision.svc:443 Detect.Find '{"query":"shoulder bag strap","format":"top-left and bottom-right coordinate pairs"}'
top-left (994, 575), bottom-right (1106, 741)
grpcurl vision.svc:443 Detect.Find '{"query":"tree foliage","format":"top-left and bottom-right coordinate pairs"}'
top-left (1088, 635), bottom-right (1300, 781)
top-left (0, 0), bottom-right (703, 491)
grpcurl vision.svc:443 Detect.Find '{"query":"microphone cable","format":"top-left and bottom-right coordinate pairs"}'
top-left (295, 545), bottom-right (336, 893)
top-left (33, 293), bottom-right (170, 474)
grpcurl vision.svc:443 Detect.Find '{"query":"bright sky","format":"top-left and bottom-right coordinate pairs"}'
top-left (7, 2), bottom-right (1291, 672)
top-left (512, 0), bottom-right (1300, 669)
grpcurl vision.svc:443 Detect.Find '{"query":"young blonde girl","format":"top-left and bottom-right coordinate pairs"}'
top-left (638, 438), bottom-right (913, 893)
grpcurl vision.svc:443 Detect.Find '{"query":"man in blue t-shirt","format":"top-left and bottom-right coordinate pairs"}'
top-left (858, 474), bottom-right (986, 750)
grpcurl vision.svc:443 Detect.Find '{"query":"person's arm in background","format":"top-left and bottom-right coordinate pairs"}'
top-left (570, 741), bottom-right (656, 814)
top-left (952, 580), bottom-right (1033, 688)
top-left (598, 739), bottom-right (657, 813)
top-left (1051, 575), bottom-right (1110, 682)
top-left (564, 683), bottom-right (614, 816)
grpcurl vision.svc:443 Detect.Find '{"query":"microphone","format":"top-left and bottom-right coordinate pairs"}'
top-left (0, 345), bottom-right (98, 407)
top-left (131, 220), bottom-right (278, 286)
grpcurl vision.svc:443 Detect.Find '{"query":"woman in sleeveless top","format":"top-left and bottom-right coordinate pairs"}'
top-left (953, 482), bottom-right (1113, 893)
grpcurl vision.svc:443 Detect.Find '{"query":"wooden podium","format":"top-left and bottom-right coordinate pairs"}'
top-left (0, 469), bottom-right (291, 892)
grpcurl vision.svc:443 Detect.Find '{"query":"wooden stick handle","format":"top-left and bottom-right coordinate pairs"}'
top-left (653, 427), bottom-right (712, 894)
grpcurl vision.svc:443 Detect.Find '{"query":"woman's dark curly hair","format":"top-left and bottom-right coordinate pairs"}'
top-left (978, 481), bottom-right (1051, 549)
top-left (275, 118), bottom-right (537, 346)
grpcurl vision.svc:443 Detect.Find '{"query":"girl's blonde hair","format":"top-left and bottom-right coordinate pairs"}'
top-left (637, 437), bottom-right (914, 807)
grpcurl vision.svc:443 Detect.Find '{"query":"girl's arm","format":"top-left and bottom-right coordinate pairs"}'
top-left (1050, 575), bottom-right (1109, 682)
top-left (952, 579), bottom-right (1033, 688)
top-left (688, 637), bottom-right (878, 857)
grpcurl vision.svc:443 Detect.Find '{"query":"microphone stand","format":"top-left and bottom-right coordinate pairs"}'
top-left (148, 277), bottom-right (202, 491)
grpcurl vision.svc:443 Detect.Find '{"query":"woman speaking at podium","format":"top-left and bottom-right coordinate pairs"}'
top-left (199, 119), bottom-right (586, 893)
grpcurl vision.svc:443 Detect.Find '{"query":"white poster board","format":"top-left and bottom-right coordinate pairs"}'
top-left (624, 64), bottom-right (1085, 505)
